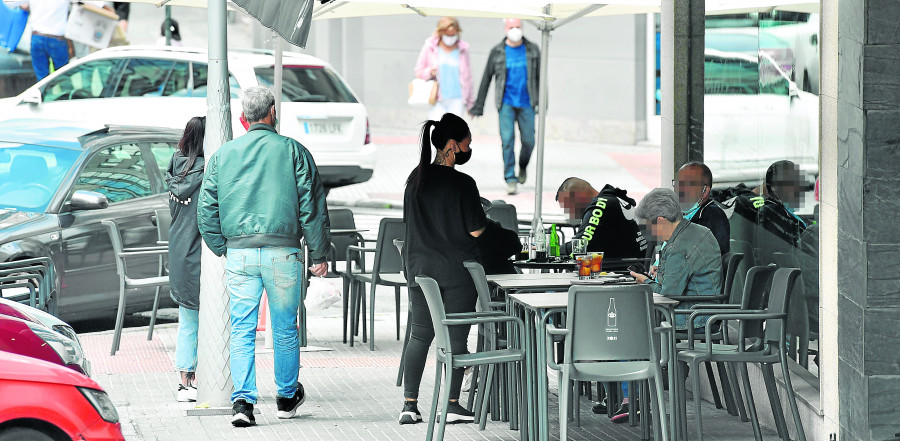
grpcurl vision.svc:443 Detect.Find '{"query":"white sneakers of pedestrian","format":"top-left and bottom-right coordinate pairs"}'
top-left (506, 181), bottom-right (517, 195)
top-left (177, 383), bottom-right (197, 402)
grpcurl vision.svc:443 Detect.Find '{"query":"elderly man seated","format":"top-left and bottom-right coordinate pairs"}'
top-left (630, 188), bottom-right (722, 331)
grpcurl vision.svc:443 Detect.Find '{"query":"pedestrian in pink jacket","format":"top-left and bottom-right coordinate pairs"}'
top-left (414, 17), bottom-right (474, 120)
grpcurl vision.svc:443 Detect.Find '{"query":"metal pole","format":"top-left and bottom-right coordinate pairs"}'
top-left (196, 0), bottom-right (233, 409)
top-left (532, 6), bottom-right (552, 229)
top-left (164, 6), bottom-right (172, 46)
top-left (274, 32), bottom-right (283, 132)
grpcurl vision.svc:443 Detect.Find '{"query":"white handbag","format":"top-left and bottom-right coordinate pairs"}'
top-left (408, 78), bottom-right (438, 107)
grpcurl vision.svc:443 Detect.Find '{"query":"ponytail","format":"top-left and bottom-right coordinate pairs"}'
top-left (405, 113), bottom-right (471, 197)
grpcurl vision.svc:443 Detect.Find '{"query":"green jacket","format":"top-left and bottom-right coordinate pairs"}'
top-left (197, 124), bottom-right (331, 263)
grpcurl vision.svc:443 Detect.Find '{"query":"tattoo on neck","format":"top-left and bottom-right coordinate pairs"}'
top-left (433, 149), bottom-right (450, 166)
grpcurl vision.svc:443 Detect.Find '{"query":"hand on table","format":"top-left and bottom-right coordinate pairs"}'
top-left (309, 262), bottom-right (328, 277)
top-left (649, 265), bottom-right (658, 277)
top-left (630, 271), bottom-right (649, 284)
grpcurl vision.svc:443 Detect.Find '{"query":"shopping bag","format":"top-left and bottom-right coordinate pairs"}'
top-left (305, 278), bottom-right (341, 313)
top-left (408, 78), bottom-right (438, 107)
top-left (0, 3), bottom-right (28, 52)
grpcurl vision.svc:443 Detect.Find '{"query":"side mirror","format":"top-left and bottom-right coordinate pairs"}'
top-left (21, 88), bottom-right (42, 106)
top-left (69, 190), bottom-right (108, 211)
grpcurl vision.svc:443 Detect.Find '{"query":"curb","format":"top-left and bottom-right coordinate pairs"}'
top-left (327, 199), bottom-right (404, 210)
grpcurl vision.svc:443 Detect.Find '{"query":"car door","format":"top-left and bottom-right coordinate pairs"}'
top-left (16, 59), bottom-right (122, 122)
top-left (58, 142), bottom-right (162, 321)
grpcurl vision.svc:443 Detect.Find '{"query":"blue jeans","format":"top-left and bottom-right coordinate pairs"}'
top-left (498, 103), bottom-right (536, 182)
top-left (227, 247), bottom-right (303, 404)
top-left (30, 34), bottom-right (69, 81)
top-left (174, 306), bottom-right (199, 372)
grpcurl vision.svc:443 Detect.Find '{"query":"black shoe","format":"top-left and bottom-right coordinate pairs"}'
top-left (441, 401), bottom-right (475, 424)
top-left (231, 399), bottom-right (256, 427)
top-left (398, 401), bottom-right (422, 425)
top-left (276, 383), bottom-right (306, 419)
top-left (611, 402), bottom-right (639, 424)
top-left (518, 167), bottom-right (527, 184)
top-left (591, 399), bottom-right (607, 414)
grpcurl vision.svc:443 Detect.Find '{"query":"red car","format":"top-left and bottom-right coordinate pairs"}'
top-left (0, 351), bottom-right (123, 441)
top-left (0, 297), bottom-right (90, 376)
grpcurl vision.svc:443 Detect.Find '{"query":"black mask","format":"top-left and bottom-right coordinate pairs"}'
top-left (455, 148), bottom-right (472, 165)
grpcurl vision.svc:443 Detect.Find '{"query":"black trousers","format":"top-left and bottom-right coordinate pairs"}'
top-left (403, 281), bottom-right (477, 400)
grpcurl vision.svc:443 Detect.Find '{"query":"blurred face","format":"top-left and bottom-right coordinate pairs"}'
top-left (504, 18), bottom-right (522, 33)
top-left (441, 24), bottom-right (458, 37)
top-left (676, 167), bottom-right (707, 210)
top-left (771, 169), bottom-right (804, 207)
top-left (557, 190), bottom-right (594, 219)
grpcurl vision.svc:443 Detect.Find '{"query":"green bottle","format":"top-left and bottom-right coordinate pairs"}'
top-left (549, 224), bottom-right (560, 258)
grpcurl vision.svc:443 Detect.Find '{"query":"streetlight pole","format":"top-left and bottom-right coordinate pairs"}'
top-left (195, 0), bottom-right (233, 410)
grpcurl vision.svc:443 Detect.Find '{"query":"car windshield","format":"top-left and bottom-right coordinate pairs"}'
top-left (0, 144), bottom-right (80, 212)
top-left (255, 66), bottom-right (357, 103)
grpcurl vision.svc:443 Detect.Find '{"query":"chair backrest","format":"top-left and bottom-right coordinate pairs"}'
top-left (462, 261), bottom-right (494, 312)
top-left (101, 220), bottom-right (126, 277)
top-left (393, 239), bottom-right (405, 278)
top-left (722, 252), bottom-right (745, 303)
top-left (373, 218), bottom-right (406, 276)
top-left (763, 268), bottom-right (801, 344)
top-left (487, 202), bottom-right (519, 232)
top-left (415, 275), bottom-right (452, 355)
top-left (155, 209), bottom-right (172, 242)
top-left (328, 208), bottom-right (359, 264)
top-left (564, 284), bottom-right (656, 363)
top-left (738, 264), bottom-right (777, 339)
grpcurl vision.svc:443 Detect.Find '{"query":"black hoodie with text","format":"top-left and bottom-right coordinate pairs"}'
top-left (570, 185), bottom-right (648, 259)
top-left (166, 152), bottom-right (205, 310)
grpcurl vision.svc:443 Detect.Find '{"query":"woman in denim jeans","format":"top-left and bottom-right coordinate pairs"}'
top-left (166, 116), bottom-right (206, 402)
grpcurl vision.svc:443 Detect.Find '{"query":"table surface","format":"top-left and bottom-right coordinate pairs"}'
top-left (330, 229), bottom-right (368, 235)
top-left (486, 272), bottom-right (577, 282)
top-left (509, 291), bottom-right (680, 309)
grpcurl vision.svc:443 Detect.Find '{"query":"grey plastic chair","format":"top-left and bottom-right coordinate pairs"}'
top-left (325, 208), bottom-right (365, 344)
top-left (347, 217), bottom-right (406, 350)
top-left (393, 238), bottom-right (411, 387)
top-left (147, 209), bottom-right (172, 341)
top-left (772, 251), bottom-right (813, 368)
top-left (0, 257), bottom-right (56, 313)
top-left (415, 275), bottom-right (525, 441)
top-left (546, 284), bottom-right (671, 441)
top-left (102, 220), bottom-right (169, 355)
top-left (676, 268), bottom-right (806, 441)
top-left (486, 201), bottom-right (520, 233)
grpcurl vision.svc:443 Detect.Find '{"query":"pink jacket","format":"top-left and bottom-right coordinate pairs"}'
top-left (414, 36), bottom-right (474, 110)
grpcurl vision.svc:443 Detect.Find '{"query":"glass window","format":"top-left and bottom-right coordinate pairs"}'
top-left (72, 144), bottom-right (152, 203)
top-left (114, 58), bottom-right (175, 98)
top-left (146, 142), bottom-right (177, 178)
top-left (254, 66), bottom-right (357, 103)
top-left (190, 63), bottom-right (240, 98)
top-left (0, 144), bottom-right (80, 212)
top-left (41, 59), bottom-right (119, 102)
top-left (162, 62), bottom-right (190, 96)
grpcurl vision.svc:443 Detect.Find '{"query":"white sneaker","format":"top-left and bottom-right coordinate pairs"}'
top-left (506, 181), bottom-right (517, 195)
top-left (177, 384), bottom-right (197, 402)
top-left (461, 367), bottom-right (473, 392)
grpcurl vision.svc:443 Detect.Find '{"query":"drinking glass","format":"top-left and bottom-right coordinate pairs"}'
top-left (571, 238), bottom-right (587, 256)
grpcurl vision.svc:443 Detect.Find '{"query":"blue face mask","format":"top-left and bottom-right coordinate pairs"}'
top-left (683, 202), bottom-right (701, 221)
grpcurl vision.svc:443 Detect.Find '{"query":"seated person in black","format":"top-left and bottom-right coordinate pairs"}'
top-left (477, 199), bottom-right (521, 275)
top-left (677, 161), bottom-right (730, 254)
top-left (555, 177), bottom-right (648, 258)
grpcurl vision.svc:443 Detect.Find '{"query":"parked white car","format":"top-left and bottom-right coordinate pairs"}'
top-left (704, 48), bottom-right (819, 186)
top-left (0, 46), bottom-right (375, 190)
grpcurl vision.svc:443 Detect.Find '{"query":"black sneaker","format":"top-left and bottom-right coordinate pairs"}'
top-left (231, 399), bottom-right (256, 427)
top-left (398, 401), bottom-right (422, 425)
top-left (276, 383), bottom-right (306, 419)
top-left (518, 167), bottom-right (527, 184)
top-left (441, 401), bottom-right (475, 424)
top-left (611, 402), bottom-right (640, 424)
top-left (591, 399), bottom-right (607, 414)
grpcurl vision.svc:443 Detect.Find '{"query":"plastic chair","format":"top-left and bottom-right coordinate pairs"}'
top-left (393, 238), bottom-right (411, 387)
top-left (102, 220), bottom-right (169, 356)
top-left (487, 201), bottom-right (520, 233)
top-left (325, 208), bottom-right (365, 344)
top-left (415, 275), bottom-right (525, 441)
top-left (676, 268), bottom-right (806, 441)
top-left (0, 257), bottom-right (56, 314)
top-left (546, 284), bottom-right (671, 441)
top-left (772, 252), bottom-right (814, 369)
top-left (347, 217), bottom-right (406, 350)
top-left (147, 209), bottom-right (172, 341)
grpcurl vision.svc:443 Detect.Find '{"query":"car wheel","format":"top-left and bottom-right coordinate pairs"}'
top-left (0, 427), bottom-right (55, 441)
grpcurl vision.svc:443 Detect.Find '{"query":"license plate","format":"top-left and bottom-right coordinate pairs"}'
top-left (304, 122), bottom-right (343, 135)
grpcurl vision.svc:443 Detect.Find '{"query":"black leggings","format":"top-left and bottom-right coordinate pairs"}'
top-left (403, 282), bottom-right (477, 400)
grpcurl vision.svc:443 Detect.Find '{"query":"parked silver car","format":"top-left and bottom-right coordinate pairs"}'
top-left (0, 119), bottom-right (181, 323)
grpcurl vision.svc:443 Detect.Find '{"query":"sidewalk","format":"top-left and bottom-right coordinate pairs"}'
top-left (327, 128), bottom-right (662, 220)
top-left (82, 303), bottom-right (776, 441)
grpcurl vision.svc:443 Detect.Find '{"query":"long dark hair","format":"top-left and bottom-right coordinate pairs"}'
top-left (177, 116), bottom-right (206, 178)
top-left (406, 113), bottom-right (470, 196)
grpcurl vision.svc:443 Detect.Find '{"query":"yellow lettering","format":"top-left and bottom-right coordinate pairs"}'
top-left (596, 198), bottom-right (607, 209)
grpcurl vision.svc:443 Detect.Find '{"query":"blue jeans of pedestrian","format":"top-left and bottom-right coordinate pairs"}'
top-left (174, 306), bottom-right (199, 372)
top-left (30, 34), bottom-right (69, 81)
top-left (227, 247), bottom-right (303, 404)
top-left (498, 103), bottom-right (536, 183)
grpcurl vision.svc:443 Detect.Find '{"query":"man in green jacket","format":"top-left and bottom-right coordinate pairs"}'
top-left (197, 86), bottom-right (331, 428)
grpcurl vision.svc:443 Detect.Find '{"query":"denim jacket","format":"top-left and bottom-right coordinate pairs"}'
top-left (646, 221), bottom-right (723, 330)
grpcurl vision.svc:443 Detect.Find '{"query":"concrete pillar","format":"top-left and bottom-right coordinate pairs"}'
top-left (660, 0), bottom-right (704, 188)
top-left (822, 0), bottom-right (900, 439)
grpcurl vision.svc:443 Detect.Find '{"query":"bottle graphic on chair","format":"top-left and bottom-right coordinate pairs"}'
top-left (607, 298), bottom-right (617, 328)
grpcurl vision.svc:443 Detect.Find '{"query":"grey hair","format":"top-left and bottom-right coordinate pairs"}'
top-left (635, 188), bottom-right (683, 223)
top-left (240, 86), bottom-right (275, 122)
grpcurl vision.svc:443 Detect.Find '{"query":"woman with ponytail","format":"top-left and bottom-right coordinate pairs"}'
top-left (399, 113), bottom-right (485, 425)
